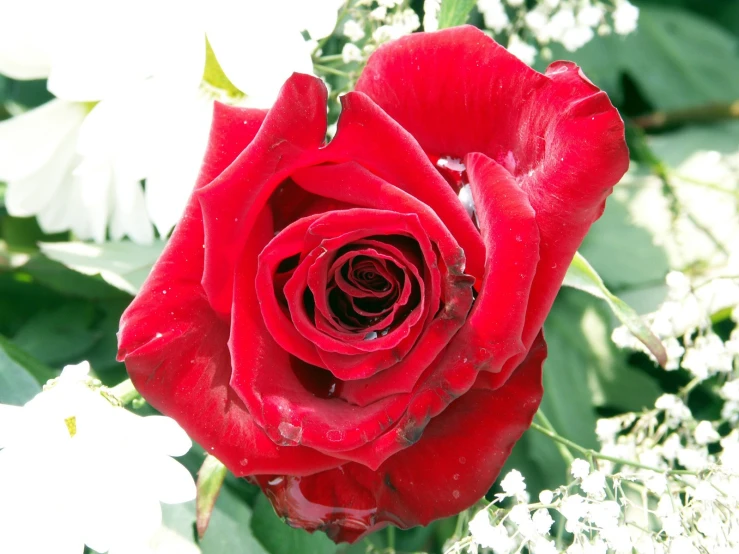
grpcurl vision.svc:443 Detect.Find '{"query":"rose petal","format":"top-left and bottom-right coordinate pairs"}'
top-left (254, 333), bottom-right (546, 543)
top-left (356, 25), bottom-right (627, 369)
top-left (119, 102), bottom-right (341, 475)
top-left (322, 94), bottom-right (486, 285)
top-left (197, 73), bottom-right (327, 318)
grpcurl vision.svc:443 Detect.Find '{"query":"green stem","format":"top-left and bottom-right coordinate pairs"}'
top-left (313, 54), bottom-right (345, 63)
top-left (530, 422), bottom-right (696, 476)
top-left (534, 412), bottom-right (575, 464)
top-left (387, 525), bottom-right (395, 551)
top-left (108, 379), bottom-right (140, 405)
top-left (313, 63), bottom-right (352, 77)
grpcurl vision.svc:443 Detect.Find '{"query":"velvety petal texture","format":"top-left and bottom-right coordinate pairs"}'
top-left (118, 25), bottom-right (627, 544)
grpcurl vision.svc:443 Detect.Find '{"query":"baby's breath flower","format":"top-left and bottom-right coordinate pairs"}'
top-left (507, 34), bottom-right (537, 65)
top-left (500, 468), bottom-right (527, 497)
top-left (571, 458), bottom-right (591, 480)
top-left (613, 0), bottom-right (639, 35)
top-left (343, 19), bottom-right (366, 42)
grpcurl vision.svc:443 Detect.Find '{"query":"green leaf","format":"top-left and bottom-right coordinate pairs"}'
top-left (0, 334), bottom-right (56, 384)
top-left (564, 252), bottom-right (667, 367)
top-left (251, 494), bottom-right (337, 554)
top-left (543, 6), bottom-right (739, 111)
top-left (196, 455), bottom-right (228, 540)
top-left (11, 302), bottom-right (101, 367)
top-left (39, 240), bottom-right (166, 295)
top-left (0, 340), bottom-right (42, 405)
top-left (437, 0), bottom-right (477, 29)
top-left (199, 487), bottom-right (269, 554)
top-left (21, 256), bottom-right (128, 300)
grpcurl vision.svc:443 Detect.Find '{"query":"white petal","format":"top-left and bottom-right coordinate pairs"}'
top-left (0, 100), bottom-right (85, 182)
top-left (146, 94), bottom-right (213, 236)
top-left (289, 0), bottom-right (344, 39)
top-left (136, 416), bottom-right (193, 457)
top-left (5, 135), bottom-right (78, 218)
top-left (110, 174), bottom-right (154, 244)
top-left (0, 404), bottom-right (24, 447)
top-left (0, 0), bottom-right (56, 79)
top-left (36, 170), bottom-right (91, 236)
top-left (74, 158), bottom-right (114, 243)
top-left (206, 1), bottom-right (314, 106)
top-left (146, 454), bottom-right (197, 504)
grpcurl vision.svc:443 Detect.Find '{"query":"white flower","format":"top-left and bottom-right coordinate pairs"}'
top-left (661, 513), bottom-right (683, 537)
top-left (478, 0), bottom-right (510, 33)
top-left (423, 0), bottom-right (441, 31)
top-left (342, 43), bottom-right (364, 64)
top-left (0, 0), bottom-right (340, 241)
top-left (539, 489), bottom-right (554, 504)
top-left (577, 5), bottom-right (604, 27)
top-left (656, 394), bottom-right (692, 425)
top-left (596, 417), bottom-right (622, 443)
top-left (343, 19), bottom-right (366, 42)
top-left (500, 469), bottom-right (527, 497)
top-left (581, 470), bottom-right (607, 499)
top-left (694, 421), bottom-right (720, 445)
top-left (507, 34), bottom-right (537, 66)
top-left (571, 458), bottom-right (591, 479)
top-left (561, 25), bottom-right (595, 51)
top-left (469, 510), bottom-right (508, 548)
top-left (560, 494), bottom-right (588, 532)
top-left (0, 362), bottom-right (195, 554)
top-left (613, 0), bottom-right (639, 35)
top-left (532, 508), bottom-right (555, 534)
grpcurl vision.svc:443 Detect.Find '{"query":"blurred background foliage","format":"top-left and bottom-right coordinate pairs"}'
top-left (1, 0), bottom-right (738, 552)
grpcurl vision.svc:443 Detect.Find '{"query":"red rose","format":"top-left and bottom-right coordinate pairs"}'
top-left (118, 26), bottom-right (627, 542)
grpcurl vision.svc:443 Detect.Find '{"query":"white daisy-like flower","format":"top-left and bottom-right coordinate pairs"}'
top-left (0, 0), bottom-right (342, 242)
top-left (0, 362), bottom-right (195, 554)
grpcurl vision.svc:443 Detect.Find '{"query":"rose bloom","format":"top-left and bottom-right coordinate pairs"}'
top-left (118, 26), bottom-right (628, 542)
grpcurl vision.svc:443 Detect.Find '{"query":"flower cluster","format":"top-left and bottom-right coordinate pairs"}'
top-left (0, 0), bottom-right (342, 243)
top-left (0, 362), bottom-right (195, 553)
top-left (339, 0), bottom-right (421, 68)
top-left (475, 0), bottom-right (639, 65)
top-left (447, 264), bottom-right (739, 552)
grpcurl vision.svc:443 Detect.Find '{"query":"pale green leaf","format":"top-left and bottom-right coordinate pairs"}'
top-left (196, 455), bottom-right (228, 540)
top-left (564, 252), bottom-right (667, 366)
top-left (438, 0), bottom-right (477, 29)
top-left (39, 240), bottom-right (165, 295)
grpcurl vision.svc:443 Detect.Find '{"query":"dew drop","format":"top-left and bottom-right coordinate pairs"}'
top-left (453, 490), bottom-right (460, 499)
top-left (278, 421), bottom-right (303, 444)
top-left (239, 458), bottom-right (249, 467)
top-left (453, 473), bottom-right (460, 481)
top-left (459, 456), bottom-right (466, 465)
top-left (326, 429), bottom-right (344, 442)
top-left (364, 331), bottom-right (378, 340)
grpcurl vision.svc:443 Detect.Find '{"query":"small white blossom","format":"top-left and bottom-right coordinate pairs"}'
top-left (532, 508), bottom-right (555, 534)
top-left (341, 43), bottom-right (363, 64)
top-left (0, 362), bottom-right (195, 554)
top-left (656, 394), bottom-right (692, 425)
top-left (539, 489), bottom-right (554, 504)
top-left (613, 0), bottom-right (639, 35)
top-left (478, 0), bottom-right (510, 33)
top-left (694, 420), bottom-right (720, 445)
top-left (581, 470), bottom-right (607, 499)
top-left (500, 469), bottom-right (527, 497)
top-left (577, 5), bottom-right (604, 27)
top-left (571, 458), bottom-right (591, 480)
top-left (342, 19), bottom-right (366, 42)
top-left (422, 0), bottom-right (441, 31)
top-left (507, 34), bottom-right (537, 65)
